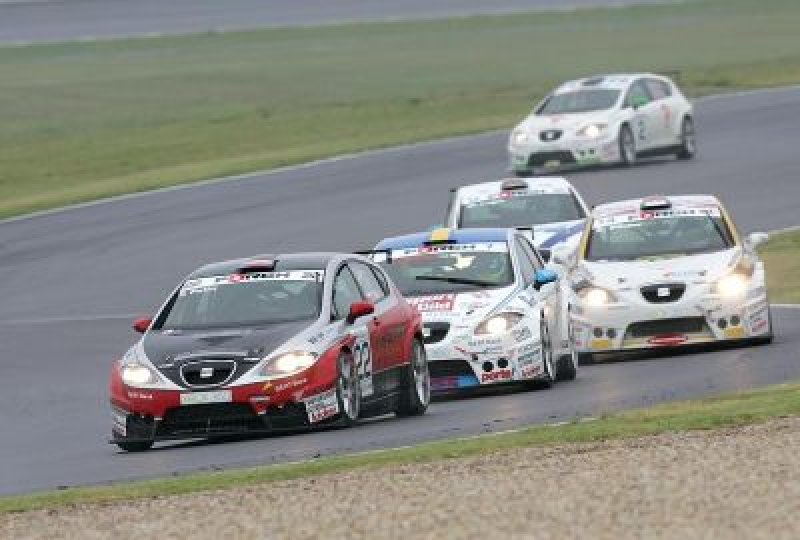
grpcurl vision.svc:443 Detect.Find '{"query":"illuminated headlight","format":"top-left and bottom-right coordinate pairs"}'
top-left (577, 123), bottom-right (608, 138)
top-left (715, 274), bottom-right (749, 298)
top-left (578, 286), bottom-right (616, 307)
top-left (120, 363), bottom-right (157, 386)
top-left (261, 351), bottom-right (318, 377)
top-left (475, 312), bottom-right (524, 335)
top-left (511, 130), bottom-right (531, 146)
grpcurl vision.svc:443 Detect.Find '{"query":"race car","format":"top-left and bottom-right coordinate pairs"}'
top-left (563, 195), bottom-right (773, 362)
top-left (443, 176), bottom-right (589, 260)
top-left (508, 73), bottom-right (695, 175)
top-left (110, 253), bottom-right (430, 451)
top-left (370, 227), bottom-right (578, 393)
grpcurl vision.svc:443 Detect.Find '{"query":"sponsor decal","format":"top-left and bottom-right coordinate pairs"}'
top-left (181, 270), bottom-right (323, 295)
top-left (127, 391), bottom-right (154, 400)
top-left (647, 334), bottom-right (688, 347)
top-left (517, 351), bottom-right (539, 367)
top-left (271, 377), bottom-right (308, 393)
top-left (594, 207), bottom-right (721, 228)
top-left (480, 369), bottom-right (513, 383)
top-left (512, 326), bottom-right (533, 343)
top-left (180, 390), bottom-right (232, 405)
top-left (520, 364), bottom-right (542, 379)
top-left (751, 318), bottom-right (769, 333)
top-left (304, 388), bottom-right (339, 424)
top-left (590, 338), bottom-right (612, 349)
top-left (724, 327), bottom-right (746, 339)
top-left (468, 337), bottom-right (502, 347)
top-left (408, 294), bottom-right (456, 313)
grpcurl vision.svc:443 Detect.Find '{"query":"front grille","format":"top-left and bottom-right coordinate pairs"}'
top-left (528, 151), bottom-right (575, 167)
top-left (180, 360), bottom-right (236, 388)
top-left (539, 129), bottom-right (563, 142)
top-left (158, 403), bottom-right (262, 436)
top-left (641, 283), bottom-right (686, 303)
top-left (429, 359), bottom-right (474, 378)
top-left (423, 322), bottom-right (450, 344)
top-left (627, 317), bottom-right (706, 338)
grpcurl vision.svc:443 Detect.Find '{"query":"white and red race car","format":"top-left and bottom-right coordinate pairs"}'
top-left (372, 227), bottom-right (577, 393)
top-left (561, 195), bottom-right (773, 362)
top-left (508, 73), bottom-right (695, 175)
top-left (110, 253), bottom-right (429, 451)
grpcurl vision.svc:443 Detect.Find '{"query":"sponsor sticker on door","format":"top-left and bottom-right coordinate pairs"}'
top-left (304, 388), bottom-right (339, 424)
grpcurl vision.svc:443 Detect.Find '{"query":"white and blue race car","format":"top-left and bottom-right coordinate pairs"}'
top-left (371, 227), bottom-right (578, 393)
top-left (443, 177), bottom-right (589, 262)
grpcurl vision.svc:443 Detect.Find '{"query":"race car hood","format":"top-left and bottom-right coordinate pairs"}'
top-left (406, 286), bottom-right (517, 326)
top-left (140, 319), bottom-right (314, 384)
top-left (579, 248), bottom-right (741, 289)
top-left (531, 219), bottom-right (586, 251)
top-left (516, 111), bottom-right (611, 134)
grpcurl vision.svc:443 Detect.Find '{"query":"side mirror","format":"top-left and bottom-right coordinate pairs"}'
top-left (630, 95), bottom-right (649, 109)
top-left (132, 317), bottom-right (152, 334)
top-left (533, 269), bottom-right (558, 290)
top-left (346, 301), bottom-right (374, 324)
top-left (748, 232), bottom-right (769, 248)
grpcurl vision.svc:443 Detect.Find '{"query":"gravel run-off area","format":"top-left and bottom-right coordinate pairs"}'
top-left (3, 418), bottom-right (800, 539)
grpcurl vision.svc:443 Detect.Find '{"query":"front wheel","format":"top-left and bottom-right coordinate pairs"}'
top-left (555, 321), bottom-right (578, 381)
top-left (676, 116), bottom-right (696, 160)
top-left (619, 124), bottom-right (637, 166)
top-left (396, 339), bottom-right (430, 417)
top-left (115, 440), bottom-right (153, 452)
top-left (336, 351), bottom-right (361, 426)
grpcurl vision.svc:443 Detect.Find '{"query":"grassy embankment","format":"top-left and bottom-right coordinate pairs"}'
top-left (2, 0), bottom-right (800, 218)
top-left (2, 379), bottom-right (800, 513)
top-left (761, 229), bottom-right (800, 304)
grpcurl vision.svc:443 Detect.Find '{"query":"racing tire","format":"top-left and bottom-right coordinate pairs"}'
top-left (676, 116), bottom-right (696, 160)
top-left (115, 440), bottom-right (153, 452)
top-left (336, 351), bottom-right (361, 427)
top-left (396, 339), bottom-right (431, 417)
top-left (618, 124), bottom-right (637, 167)
top-left (555, 319), bottom-right (578, 381)
top-left (525, 322), bottom-right (554, 390)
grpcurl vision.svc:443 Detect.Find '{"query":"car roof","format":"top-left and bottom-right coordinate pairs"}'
top-left (592, 195), bottom-right (722, 218)
top-left (553, 73), bottom-right (664, 93)
top-left (376, 227), bottom-right (511, 250)
top-left (454, 176), bottom-right (574, 199)
top-left (188, 253), bottom-right (340, 278)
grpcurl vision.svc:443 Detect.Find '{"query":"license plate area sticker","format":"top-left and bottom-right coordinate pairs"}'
top-left (179, 390), bottom-right (232, 406)
top-left (304, 388), bottom-right (339, 424)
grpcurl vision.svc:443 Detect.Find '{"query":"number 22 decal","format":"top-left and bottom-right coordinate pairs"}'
top-left (354, 341), bottom-right (373, 397)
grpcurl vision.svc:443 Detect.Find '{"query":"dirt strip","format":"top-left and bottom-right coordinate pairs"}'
top-left (3, 418), bottom-right (800, 539)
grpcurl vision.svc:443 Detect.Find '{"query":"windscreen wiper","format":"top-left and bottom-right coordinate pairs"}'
top-left (415, 275), bottom-right (499, 287)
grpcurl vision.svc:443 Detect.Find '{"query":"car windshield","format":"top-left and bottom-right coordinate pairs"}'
top-left (377, 242), bottom-right (514, 296)
top-left (459, 193), bottom-right (585, 227)
top-left (585, 210), bottom-right (734, 261)
top-left (537, 89), bottom-right (620, 115)
top-left (157, 270), bottom-right (323, 329)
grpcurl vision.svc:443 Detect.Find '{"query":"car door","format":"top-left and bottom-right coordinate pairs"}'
top-left (331, 264), bottom-right (375, 400)
top-left (645, 78), bottom-right (677, 146)
top-left (624, 79), bottom-right (659, 150)
top-left (348, 260), bottom-right (406, 395)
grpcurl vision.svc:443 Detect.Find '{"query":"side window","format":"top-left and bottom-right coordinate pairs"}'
top-left (332, 265), bottom-right (364, 320)
top-left (515, 238), bottom-right (537, 285)
top-left (625, 80), bottom-right (653, 107)
top-left (519, 237), bottom-right (545, 270)
top-left (646, 79), bottom-right (672, 100)
top-left (349, 261), bottom-right (388, 304)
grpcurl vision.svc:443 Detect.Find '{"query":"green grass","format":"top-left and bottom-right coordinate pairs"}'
top-left (2, 380), bottom-right (800, 514)
top-left (2, 0), bottom-right (800, 218)
top-left (760, 229), bottom-right (800, 303)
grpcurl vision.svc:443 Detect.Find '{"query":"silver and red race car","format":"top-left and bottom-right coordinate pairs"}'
top-left (110, 253), bottom-right (429, 451)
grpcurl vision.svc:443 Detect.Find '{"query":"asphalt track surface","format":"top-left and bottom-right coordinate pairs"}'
top-left (0, 0), bottom-right (677, 44)
top-left (1, 87), bottom-right (800, 496)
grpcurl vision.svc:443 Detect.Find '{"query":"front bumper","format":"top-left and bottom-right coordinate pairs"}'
top-left (424, 325), bottom-right (546, 392)
top-left (509, 136), bottom-right (620, 172)
top-left (571, 291), bottom-right (771, 355)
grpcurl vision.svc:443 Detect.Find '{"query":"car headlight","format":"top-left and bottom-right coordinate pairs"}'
top-left (120, 363), bottom-right (158, 386)
top-left (511, 130), bottom-right (531, 146)
top-left (475, 312), bottom-right (524, 335)
top-left (577, 123), bottom-right (608, 138)
top-left (577, 286), bottom-right (617, 307)
top-left (261, 351), bottom-right (318, 377)
top-left (715, 273), bottom-right (749, 298)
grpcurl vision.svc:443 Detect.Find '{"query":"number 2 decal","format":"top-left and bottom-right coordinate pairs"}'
top-left (354, 341), bottom-right (373, 397)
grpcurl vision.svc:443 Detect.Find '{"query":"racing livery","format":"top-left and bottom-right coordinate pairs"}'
top-left (565, 195), bottom-right (773, 362)
top-left (508, 73), bottom-right (695, 175)
top-left (110, 253), bottom-right (429, 451)
top-left (443, 176), bottom-right (589, 260)
top-left (371, 228), bottom-right (578, 393)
